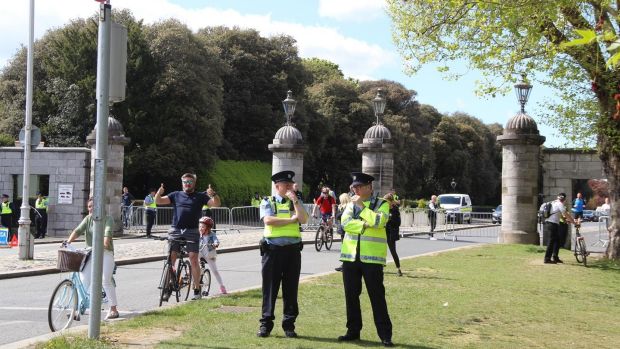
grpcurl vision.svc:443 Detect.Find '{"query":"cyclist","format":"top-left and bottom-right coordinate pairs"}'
top-left (156, 173), bottom-right (221, 300)
top-left (198, 216), bottom-right (227, 294)
top-left (65, 197), bottom-right (119, 320)
top-left (541, 192), bottom-right (575, 264)
top-left (312, 187), bottom-right (336, 229)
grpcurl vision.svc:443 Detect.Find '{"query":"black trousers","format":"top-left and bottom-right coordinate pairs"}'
top-left (544, 222), bottom-right (561, 260)
top-left (429, 212), bottom-right (437, 234)
top-left (35, 209), bottom-right (47, 238)
top-left (342, 260), bottom-right (392, 341)
top-left (387, 237), bottom-right (400, 269)
top-left (260, 244), bottom-right (301, 331)
top-left (146, 210), bottom-right (156, 235)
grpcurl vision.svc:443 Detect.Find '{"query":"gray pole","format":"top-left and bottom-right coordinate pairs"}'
top-left (18, 0), bottom-right (35, 260)
top-left (89, 0), bottom-right (111, 339)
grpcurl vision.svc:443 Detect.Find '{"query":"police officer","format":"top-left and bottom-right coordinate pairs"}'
top-left (34, 192), bottom-right (49, 239)
top-left (144, 189), bottom-right (157, 238)
top-left (257, 170), bottom-right (308, 338)
top-left (1, 194), bottom-right (14, 241)
top-left (338, 172), bottom-right (394, 347)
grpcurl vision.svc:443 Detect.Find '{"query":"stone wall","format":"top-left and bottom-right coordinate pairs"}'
top-left (0, 146), bottom-right (91, 236)
top-left (541, 148), bottom-right (605, 204)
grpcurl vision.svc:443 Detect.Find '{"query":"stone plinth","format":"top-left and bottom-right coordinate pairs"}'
top-left (497, 118), bottom-right (545, 244)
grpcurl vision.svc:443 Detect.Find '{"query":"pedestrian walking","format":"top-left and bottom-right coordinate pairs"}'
top-left (384, 193), bottom-right (402, 277)
top-left (428, 194), bottom-right (439, 240)
top-left (257, 170), bottom-right (308, 338)
top-left (121, 187), bottom-right (134, 229)
top-left (338, 172), bottom-right (394, 347)
top-left (1, 194), bottom-right (14, 241)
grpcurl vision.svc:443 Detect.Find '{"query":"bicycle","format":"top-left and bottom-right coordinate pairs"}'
top-left (199, 257), bottom-right (212, 297)
top-left (155, 236), bottom-right (194, 306)
top-left (48, 247), bottom-right (110, 332)
top-left (314, 216), bottom-right (334, 252)
top-left (574, 221), bottom-right (589, 267)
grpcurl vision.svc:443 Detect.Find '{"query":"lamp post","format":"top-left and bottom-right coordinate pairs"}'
top-left (450, 178), bottom-right (457, 191)
top-left (514, 74), bottom-right (532, 113)
top-left (282, 90), bottom-right (297, 125)
top-left (372, 88), bottom-right (386, 195)
top-left (372, 88), bottom-right (386, 124)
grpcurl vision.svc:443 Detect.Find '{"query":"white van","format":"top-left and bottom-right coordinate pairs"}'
top-left (437, 194), bottom-right (472, 224)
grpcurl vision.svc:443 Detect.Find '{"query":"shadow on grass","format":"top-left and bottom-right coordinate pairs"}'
top-left (587, 259), bottom-right (620, 273)
top-left (384, 271), bottom-right (453, 281)
top-left (296, 335), bottom-right (435, 348)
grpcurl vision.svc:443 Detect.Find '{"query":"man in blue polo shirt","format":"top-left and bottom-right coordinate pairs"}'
top-left (156, 173), bottom-right (221, 300)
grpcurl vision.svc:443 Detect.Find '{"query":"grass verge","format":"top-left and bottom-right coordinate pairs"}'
top-left (38, 244), bottom-right (620, 348)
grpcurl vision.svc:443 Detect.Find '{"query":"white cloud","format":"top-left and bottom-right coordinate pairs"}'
top-left (0, 0), bottom-right (393, 81)
top-left (318, 0), bottom-right (385, 21)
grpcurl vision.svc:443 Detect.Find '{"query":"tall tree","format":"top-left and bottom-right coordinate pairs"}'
top-left (387, 0), bottom-right (620, 258)
top-left (198, 27), bottom-right (306, 161)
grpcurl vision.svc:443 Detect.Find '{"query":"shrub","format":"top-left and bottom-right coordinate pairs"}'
top-left (416, 198), bottom-right (427, 208)
top-left (0, 133), bottom-right (14, 146)
top-left (197, 160), bottom-right (272, 207)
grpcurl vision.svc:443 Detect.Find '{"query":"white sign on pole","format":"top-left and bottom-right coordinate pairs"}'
top-left (57, 184), bottom-right (74, 204)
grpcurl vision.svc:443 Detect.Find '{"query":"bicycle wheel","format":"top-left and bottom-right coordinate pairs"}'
top-left (158, 262), bottom-right (173, 307)
top-left (578, 239), bottom-right (588, 267)
top-left (315, 226), bottom-right (324, 251)
top-left (574, 240), bottom-right (584, 264)
top-left (200, 262), bottom-right (212, 297)
top-left (48, 279), bottom-right (78, 332)
top-left (325, 227), bottom-right (333, 250)
top-left (178, 260), bottom-right (192, 301)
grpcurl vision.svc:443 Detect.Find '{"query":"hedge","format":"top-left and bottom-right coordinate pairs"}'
top-left (197, 160), bottom-right (272, 207)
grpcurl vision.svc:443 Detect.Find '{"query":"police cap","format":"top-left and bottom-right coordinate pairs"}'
top-left (271, 170), bottom-right (295, 183)
top-left (351, 172), bottom-right (374, 186)
top-left (1, 194), bottom-right (8, 198)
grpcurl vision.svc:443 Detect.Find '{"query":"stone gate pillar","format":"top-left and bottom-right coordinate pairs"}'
top-left (87, 116), bottom-right (130, 236)
top-left (497, 113), bottom-right (545, 244)
top-left (268, 125), bottom-right (306, 195)
top-left (357, 124), bottom-right (394, 198)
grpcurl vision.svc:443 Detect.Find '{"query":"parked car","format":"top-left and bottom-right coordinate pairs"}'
top-left (492, 205), bottom-right (502, 224)
top-left (438, 194), bottom-right (472, 224)
top-left (582, 210), bottom-right (596, 222)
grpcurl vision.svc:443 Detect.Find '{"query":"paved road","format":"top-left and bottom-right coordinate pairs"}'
top-left (0, 234), bottom-right (497, 347)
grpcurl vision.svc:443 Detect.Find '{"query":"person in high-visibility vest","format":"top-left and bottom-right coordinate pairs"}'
top-left (1, 194), bottom-right (14, 241)
top-left (257, 170), bottom-right (308, 339)
top-left (251, 192), bottom-right (261, 208)
top-left (144, 189), bottom-right (157, 238)
top-left (34, 192), bottom-right (49, 239)
top-left (338, 172), bottom-right (394, 347)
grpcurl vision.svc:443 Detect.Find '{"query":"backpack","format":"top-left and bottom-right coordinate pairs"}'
top-left (541, 202), bottom-right (553, 219)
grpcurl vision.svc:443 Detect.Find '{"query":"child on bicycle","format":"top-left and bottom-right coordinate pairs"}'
top-left (198, 216), bottom-right (227, 294)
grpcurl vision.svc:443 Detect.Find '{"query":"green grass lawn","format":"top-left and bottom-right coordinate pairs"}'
top-left (39, 245), bottom-right (620, 348)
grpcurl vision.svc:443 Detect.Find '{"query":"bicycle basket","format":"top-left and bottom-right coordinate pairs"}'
top-left (57, 249), bottom-right (88, 272)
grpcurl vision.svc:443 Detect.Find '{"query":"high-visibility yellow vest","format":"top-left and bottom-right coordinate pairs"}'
top-left (251, 197), bottom-right (261, 208)
top-left (264, 198), bottom-right (301, 238)
top-left (1, 202), bottom-right (12, 215)
top-left (35, 198), bottom-right (48, 210)
top-left (202, 204), bottom-right (209, 210)
top-left (144, 195), bottom-right (156, 209)
top-left (340, 198), bottom-right (389, 265)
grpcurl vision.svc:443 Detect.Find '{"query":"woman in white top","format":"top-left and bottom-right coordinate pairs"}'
top-left (198, 216), bottom-right (227, 295)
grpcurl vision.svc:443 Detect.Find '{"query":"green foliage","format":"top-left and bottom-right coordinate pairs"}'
top-left (198, 160), bottom-right (272, 207)
top-left (416, 198), bottom-right (427, 208)
top-left (0, 133), bottom-right (13, 146)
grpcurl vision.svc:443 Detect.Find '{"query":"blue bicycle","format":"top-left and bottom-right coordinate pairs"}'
top-left (48, 248), bottom-right (109, 332)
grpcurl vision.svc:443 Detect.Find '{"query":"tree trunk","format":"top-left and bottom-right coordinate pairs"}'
top-left (602, 148), bottom-right (619, 259)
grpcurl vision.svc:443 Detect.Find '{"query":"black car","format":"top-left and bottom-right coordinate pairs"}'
top-left (492, 205), bottom-right (502, 224)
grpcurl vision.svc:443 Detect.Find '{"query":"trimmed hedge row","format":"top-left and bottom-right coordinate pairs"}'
top-left (198, 160), bottom-right (272, 207)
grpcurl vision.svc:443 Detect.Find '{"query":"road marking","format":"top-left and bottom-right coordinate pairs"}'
top-left (0, 320), bottom-right (36, 327)
top-left (0, 306), bottom-right (48, 311)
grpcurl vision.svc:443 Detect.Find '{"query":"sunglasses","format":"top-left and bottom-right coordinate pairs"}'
top-left (182, 180), bottom-right (194, 184)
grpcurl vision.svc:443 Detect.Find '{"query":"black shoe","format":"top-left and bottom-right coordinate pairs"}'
top-left (284, 330), bottom-right (297, 338)
top-left (553, 258), bottom-right (564, 264)
top-left (382, 339), bottom-right (395, 347)
top-left (257, 327), bottom-right (270, 338)
top-left (544, 259), bottom-right (557, 264)
top-left (335, 264), bottom-right (343, 272)
top-left (338, 333), bottom-right (360, 341)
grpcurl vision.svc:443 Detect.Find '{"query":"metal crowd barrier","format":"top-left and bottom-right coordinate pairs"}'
top-left (592, 215), bottom-right (610, 247)
top-left (399, 209), bottom-right (498, 241)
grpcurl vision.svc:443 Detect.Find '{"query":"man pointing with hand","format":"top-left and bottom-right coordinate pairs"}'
top-left (155, 173), bottom-right (220, 300)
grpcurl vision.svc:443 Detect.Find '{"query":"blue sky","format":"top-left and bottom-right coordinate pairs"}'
top-left (1, 0), bottom-right (567, 146)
